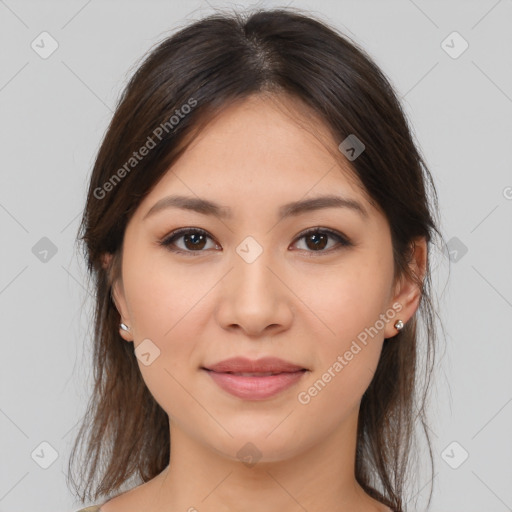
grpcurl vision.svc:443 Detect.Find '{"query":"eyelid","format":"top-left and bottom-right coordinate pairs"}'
top-left (158, 227), bottom-right (219, 256)
top-left (158, 226), bottom-right (352, 256)
top-left (294, 226), bottom-right (352, 247)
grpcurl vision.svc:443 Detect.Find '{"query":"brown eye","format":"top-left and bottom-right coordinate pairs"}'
top-left (181, 232), bottom-right (207, 250)
top-left (159, 226), bottom-right (352, 257)
top-left (304, 232), bottom-right (329, 250)
top-left (292, 228), bottom-right (352, 255)
top-left (159, 228), bottom-right (218, 255)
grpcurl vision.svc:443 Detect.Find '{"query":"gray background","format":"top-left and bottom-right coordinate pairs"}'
top-left (1, 0), bottom-right (511, 511)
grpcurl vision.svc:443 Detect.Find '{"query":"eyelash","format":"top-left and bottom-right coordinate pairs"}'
top-left (158, 227), bottom-right (352, 257)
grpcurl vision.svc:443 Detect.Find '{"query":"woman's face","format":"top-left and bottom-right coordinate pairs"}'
top-left (112, 94), bottom-right (421, 463)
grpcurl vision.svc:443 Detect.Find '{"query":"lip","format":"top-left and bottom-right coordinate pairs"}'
top-left (202, 357), bottom-right (308, 400)
top-left (204, 356), bottom-right (306, 374)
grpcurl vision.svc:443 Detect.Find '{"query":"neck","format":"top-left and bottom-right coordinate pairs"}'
top-left (143, 406), bottom-right (385, 512)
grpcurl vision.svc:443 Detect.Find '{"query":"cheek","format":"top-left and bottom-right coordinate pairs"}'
top-left (126, 272), bottom-right (213, 375)
top-left (296, 253), bottom-right (393, 346)
top-left (123, 244), bottom-right (213, 339)
top-left (121, 251), bottom-right (218, 416)
top-left (292, 253), bottom-right (393, 409)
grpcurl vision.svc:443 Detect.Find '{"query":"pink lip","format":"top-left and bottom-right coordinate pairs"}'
top-left (202, 357), bottom-right (308, 400)
top-left (204, 356), bottom-right (306, 374)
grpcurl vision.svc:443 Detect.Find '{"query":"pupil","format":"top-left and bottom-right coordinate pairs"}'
top-left (185, 233), bottom-right (205, 249)
top-left (307, 233), bottom-right (327, 250)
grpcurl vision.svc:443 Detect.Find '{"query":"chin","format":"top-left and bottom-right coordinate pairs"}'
top-left (203, 424), bottom-right (311, 464)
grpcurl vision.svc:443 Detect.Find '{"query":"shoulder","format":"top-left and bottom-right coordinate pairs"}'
top-left (74, 506), bottom-right (102, 512)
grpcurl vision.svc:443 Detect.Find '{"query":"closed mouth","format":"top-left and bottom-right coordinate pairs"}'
top-left (203, 369), bottom-right (307, 376)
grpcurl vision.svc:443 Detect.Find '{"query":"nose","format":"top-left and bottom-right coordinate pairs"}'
top-left (214, 247), bottom-right (294, 338)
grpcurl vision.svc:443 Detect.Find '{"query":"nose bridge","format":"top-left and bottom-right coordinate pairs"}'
top-left (232, 234), bottom-right (277, 301)
top-left (216, 234), bottom-right (292, 335)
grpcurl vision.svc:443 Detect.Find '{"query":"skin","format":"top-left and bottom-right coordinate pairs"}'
top-left (103, 93), bottom-right (426, 512)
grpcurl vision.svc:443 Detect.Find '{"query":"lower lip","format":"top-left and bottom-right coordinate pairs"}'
top-left (204, 369), bottom-right (307, 400)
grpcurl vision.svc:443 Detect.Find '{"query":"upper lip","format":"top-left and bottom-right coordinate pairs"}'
top-left (203, 357), bottom-right (307, 373)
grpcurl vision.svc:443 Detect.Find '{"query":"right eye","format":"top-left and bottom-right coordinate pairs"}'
top-left (158, 228), bottom-right (220, 256)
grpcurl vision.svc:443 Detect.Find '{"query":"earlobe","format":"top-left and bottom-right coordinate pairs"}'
top-left (384, 237), bottom-right (427, 339)
top-left (104, 251), bottom-right (133, 342)
top-left (111, 280), bottom-right (133, 342)
top-left (101, 252), bottom-right (113, 270)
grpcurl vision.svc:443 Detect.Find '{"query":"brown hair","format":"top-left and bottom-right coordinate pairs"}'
top-left (68, 7), bottom-right (440, 511)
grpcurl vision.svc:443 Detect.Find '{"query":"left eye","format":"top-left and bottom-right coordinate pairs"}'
top-left (293, 228), bottom-right (352, 253)
top-left (159, 227), bottom-right (351, 256)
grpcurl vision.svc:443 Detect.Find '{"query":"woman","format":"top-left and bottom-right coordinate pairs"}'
top-left (69, 7), bottom-right (439, 512)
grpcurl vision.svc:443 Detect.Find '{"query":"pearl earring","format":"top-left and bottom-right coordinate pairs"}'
top-left (119, 323), bottom-right (130, 332)
top-left (394, 319), bottom-right (404, 331)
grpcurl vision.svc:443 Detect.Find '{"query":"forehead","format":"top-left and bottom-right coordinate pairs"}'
top-left (181, 93), bottom-right (347, 173)
top-left (138, 93), bottom-right (374, 216)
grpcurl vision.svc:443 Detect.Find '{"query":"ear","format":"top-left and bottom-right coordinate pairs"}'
top-left (102, 252), bottom-right (133, 342)
top-left (384, 237), bottom-right (427, 339)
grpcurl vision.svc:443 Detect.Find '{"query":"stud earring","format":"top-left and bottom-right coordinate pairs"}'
top-left (394, 319), bottom-right (404, 331)
top-left (119, 323), bottom-right (130, 332)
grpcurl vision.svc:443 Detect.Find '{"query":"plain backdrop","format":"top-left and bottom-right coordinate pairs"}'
top-left (0, 1), bottom-right (511, 511)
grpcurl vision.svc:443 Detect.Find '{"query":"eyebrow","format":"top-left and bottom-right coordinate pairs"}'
top-left (143, 193), bottom-right (368, 221)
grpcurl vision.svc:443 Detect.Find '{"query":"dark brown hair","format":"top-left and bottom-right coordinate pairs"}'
top-left (69, 7), bottom-right (440, 511)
